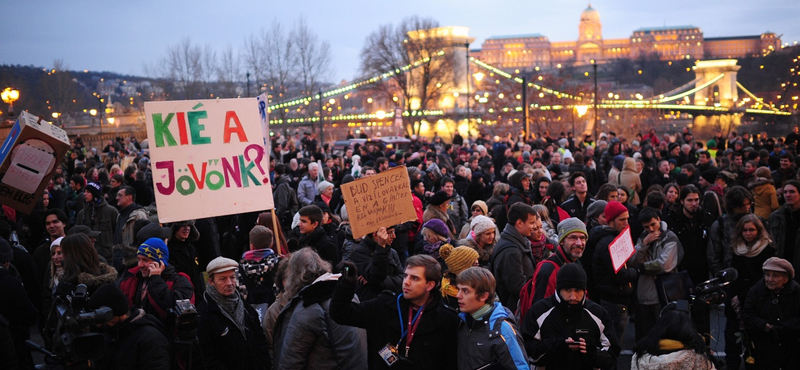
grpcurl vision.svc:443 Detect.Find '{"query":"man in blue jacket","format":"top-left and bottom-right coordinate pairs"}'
top-left (455, 267), bottom-right (528, 370)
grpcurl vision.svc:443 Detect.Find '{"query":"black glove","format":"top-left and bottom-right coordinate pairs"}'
top-left (337, 260), bottom-right (358, 285)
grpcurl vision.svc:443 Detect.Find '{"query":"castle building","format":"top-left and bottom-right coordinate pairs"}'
top-left (472, 5), bottom-right (781, 70)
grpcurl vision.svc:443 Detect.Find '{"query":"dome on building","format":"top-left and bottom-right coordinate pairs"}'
top-left (580, 5), bottom-right (600, 23)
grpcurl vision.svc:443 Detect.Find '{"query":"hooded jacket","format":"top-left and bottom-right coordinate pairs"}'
top-left (297, 227), bottom-right (340, 266)
top-left (273, 175), bottom-right (299, 226)
top-left (99, 308), bottom-right (170, 370)
top-left (619, 157), bottom-right (642, 206)
top-left (631, 221), bottom-right (682, 305)
top-left (749, 177), bottom-right (779, 219)
top-left (490, 224), bottom-right (535, 311)
top-left (668, 207), bottom-right (713, 289)
top-left (273, 277), bottom-right (367, 370)
top-left (168, 222), bottom-right (205, 296)
top-left (75, 197), bottom-right (119, 259)
top-left (349, 235), bottom-right (404, 301)
top-left (521, 290), bottom-right (620, 370)
top-left (456, 302), bottom-right (528, 370)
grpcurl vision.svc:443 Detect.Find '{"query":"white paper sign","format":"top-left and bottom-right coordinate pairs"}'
top-left (3, 139), bottom-right (56, 193)
top-left (608, 226), bottom-right (635, 273)
top-left (144, 98), bottom-right (274, 223)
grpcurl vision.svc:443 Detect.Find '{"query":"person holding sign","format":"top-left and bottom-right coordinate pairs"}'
top-left (590, 201), bottom-right (639, 347)
top-left (629, 207), bottom-right (682, 342)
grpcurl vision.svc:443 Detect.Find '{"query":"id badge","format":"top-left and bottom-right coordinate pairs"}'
top-left (379, 344), bottom-right (399, 366)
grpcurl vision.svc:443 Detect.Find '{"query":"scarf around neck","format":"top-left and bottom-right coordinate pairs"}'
top-left (206, 285), bottom-right (246, 334)
top-left (732, 237), bottom-right (772, 258)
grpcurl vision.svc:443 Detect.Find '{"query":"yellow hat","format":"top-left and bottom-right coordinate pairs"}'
top-left (439, 244), bottom-right (479, 276)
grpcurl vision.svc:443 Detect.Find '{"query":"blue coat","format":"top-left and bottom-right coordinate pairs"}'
top-left (456, 302), bottom-right (529, 370)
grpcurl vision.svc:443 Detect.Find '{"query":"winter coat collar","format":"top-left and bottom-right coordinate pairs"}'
top-left (499, 224), bottom-right (531, 252)
top-left (77, 263), bottom-right (118, 289)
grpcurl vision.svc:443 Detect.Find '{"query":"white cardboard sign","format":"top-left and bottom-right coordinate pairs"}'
top-left (608, 226), bottom-right (635, 273)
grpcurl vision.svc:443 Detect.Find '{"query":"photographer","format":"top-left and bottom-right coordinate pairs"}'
top-left (88, 283), bottom-right (170, 370)
top-left (117, 238), bottom-right (195, 324)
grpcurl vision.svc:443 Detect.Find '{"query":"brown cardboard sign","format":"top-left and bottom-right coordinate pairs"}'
top-left (341, 166), bottom-right (417, 238)
top-left (0, 111), bottom-right (70, 213)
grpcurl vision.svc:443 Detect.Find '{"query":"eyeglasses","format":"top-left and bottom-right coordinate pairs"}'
top-left (565, 235), bottom-right (588, 242)
top-left (743, 228), bottom-right (758, 233)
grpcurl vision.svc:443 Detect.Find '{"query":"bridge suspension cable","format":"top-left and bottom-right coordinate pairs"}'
top-left (737, 81), bottom-right (782, 112)
top-left (468, 58), bottom-right (584, 101)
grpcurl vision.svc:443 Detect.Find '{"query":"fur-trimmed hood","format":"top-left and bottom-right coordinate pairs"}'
top-left (749, 176), bottom-right (774, 191)
top-left (170, 220), bottom-right (200, 242)
top-left (77, 263), bottom-right (118, 290)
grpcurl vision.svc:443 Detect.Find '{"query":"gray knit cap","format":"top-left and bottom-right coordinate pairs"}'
top-left (557, 217), bottom-right (588, 244)
top-left (586, 200), bottom-right (608, 220)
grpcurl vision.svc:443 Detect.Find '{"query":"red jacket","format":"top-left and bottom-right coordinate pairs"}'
top-left (118, 265), bottom-right (195, 319)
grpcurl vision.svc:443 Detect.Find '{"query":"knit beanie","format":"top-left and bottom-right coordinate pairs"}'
top-left (439, 244), bottom-right (479, 276)
top-left (700, 169), bottom-right (719, 184)
top-left (586, 200), bottom-right (608, 220)
top-left (0, 238), bottom-right (12, 263)
top-left (429, 191), bottom-right (453, 206)
top-left (423, 219), bottom-right (450, 238)
top-left (471, 200), bottom-right (488, 216)
top-left (470, 215), bottom-right (495, 236)
top-left (138, 237), bottom-right (170, 265)
top-left (88, 283), bottom-right (130, 316)
top-left (557, 217), bottom-right (588, 244)
top-left (50, 236), bottom-right (64, 252)
top-left (556, 263), bottom-right (587, 291)
top-left (85, 182), bottom-right (103, 200)
top-left (317, 181), bottom-right (333, 194)
top-left (604, 201), bottom-right (628, 223)
top-left (408, 166), bottom-right (421, 180)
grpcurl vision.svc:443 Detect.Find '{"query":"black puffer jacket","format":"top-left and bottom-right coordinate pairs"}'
top-left (273, 277), bottom-right (366, 370)
top-left (197, 290), bottom-right (271, 370)
top-left (743, 279), bottom-right (800, 369)
top-left (297, 227), bottom-right (340, 266)
top-left (99, 309), bottom-right (170, 370)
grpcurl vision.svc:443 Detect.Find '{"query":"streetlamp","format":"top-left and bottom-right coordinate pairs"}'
top-left (465, 42), bottom-right (470, 125)
top-left (1, 87), bottom-right (20, 118)
top-left (574, 105), bottom-right (588, 137)
top-left (592, 60), bottom-right (599, 144)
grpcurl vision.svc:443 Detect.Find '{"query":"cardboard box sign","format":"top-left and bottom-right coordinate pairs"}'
top-left (0, 111), bottom-right (71, 213)
top-left (341, 166), bottom-right (417, 238)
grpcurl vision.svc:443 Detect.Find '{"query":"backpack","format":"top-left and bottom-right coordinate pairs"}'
top-left (515, 259), bottom-right (557, 323)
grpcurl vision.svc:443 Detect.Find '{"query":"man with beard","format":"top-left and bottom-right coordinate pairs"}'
top-left (529, 218), bottom-right (588, 304)
top-left (668, 185), bottom-right (713, 293)
top-left (522, 263), bottom-right (620, 370)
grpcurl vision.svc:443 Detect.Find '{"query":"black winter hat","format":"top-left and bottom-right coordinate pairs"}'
top-left (0, 238), bottom-right (12, 263)
top-left (556, 263), bottom-right (587, 291)
top-left (89, 283), bottom-right (130, 317)
top-left (429, 191), bottom-right (454, 206)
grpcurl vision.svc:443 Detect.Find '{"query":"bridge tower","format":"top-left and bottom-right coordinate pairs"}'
top-left (693, 59), bottom-right (741, 108)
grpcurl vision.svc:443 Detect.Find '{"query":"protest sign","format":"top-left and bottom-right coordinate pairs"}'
top-left (0, 111), bottom-right (70, 213)
top-left (144, 98), bottom-right (273, 222)
top-left (341, 166), bottom-right (417, 238)
top-left (608, 226), bottom-right (635, 273)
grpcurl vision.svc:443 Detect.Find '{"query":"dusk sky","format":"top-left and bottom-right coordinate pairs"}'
top-left (6, 0), bottom-right (799, 83)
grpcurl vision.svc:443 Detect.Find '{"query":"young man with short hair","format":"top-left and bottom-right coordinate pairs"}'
top-left (331, 254), bottom-right (459, 370)
top-left (561, 172), bottom-right (595, 222)
top-left (296, 205), bottom-right (339, 265)
top-left (490, 203), bottom-right (538, 311)
top-left (455, 267), bottom-right (528, 370)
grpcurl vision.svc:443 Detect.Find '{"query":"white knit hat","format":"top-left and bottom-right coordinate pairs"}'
top-left (470, 215), bottom-right (495, 236)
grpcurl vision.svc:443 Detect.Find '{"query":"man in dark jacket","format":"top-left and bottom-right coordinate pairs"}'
top-left (522, 263), bottom-right (620, 370)
top-left (348, 226), bottom-right (404, 301)
top-left (197, 257), bottom-right (271, 370)
top-left (561, 172), bottom-right (595, 222)
top-left (295, 205), bottom-right (340, 265)
top-left (503, 171), bottom-right (532, 212)
top-left (89, 283), bottom-right (170, 370)
top-left (331, 253), bottom-right (459, 370)
top-left (0, 239), bottom-right (38, 370)
top-left (768, 180), bottom-right (800, 276)
top-left (113, 186), bottom-right (148, 247)
top-left (272, 163), bottom-right (299, 230)
top-left (490, 203), bottom-right (538, 311)
top-left (117, 238), bottom-right (195, 325)
top-left (591, 201), bottom-right (638, 347)
top-left (75, 182), bottom-right (119, 260)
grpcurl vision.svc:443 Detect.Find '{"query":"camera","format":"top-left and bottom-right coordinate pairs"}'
top-left (37, 284), bottom-right (114, 366)
top-left (171, 299), bottom-right (198, 341)
top-left (694, 268), bottom-right (738, 305)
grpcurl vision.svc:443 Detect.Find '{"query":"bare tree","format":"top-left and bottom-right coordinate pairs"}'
top-left (144, 37), bottom-right (203, 99)
top-left (242, 32), bottom-right (267, 97)
top-left (292, 16), bottom-right (333, 97)
top-left (217, 45), bottom-right (241, 98)
top-left (198, 44), bottom-right (218, 98)
top-left (40, 59), bottom-right (79, 115)
top-left (359, 16), bottom-right (454, 135)
top-left (263, 20), bottom-right (297, 123)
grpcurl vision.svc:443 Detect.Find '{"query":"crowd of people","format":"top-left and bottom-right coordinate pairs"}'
top-left (2, 126), bottom-right (800, 369)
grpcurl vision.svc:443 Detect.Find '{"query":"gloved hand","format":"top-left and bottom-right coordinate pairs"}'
top-left (338, 260), bottom-right (358, 286)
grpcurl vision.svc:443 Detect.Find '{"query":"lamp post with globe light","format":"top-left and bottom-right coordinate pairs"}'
top-left (1, 87), bottom-right (20, 119)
